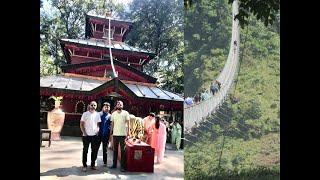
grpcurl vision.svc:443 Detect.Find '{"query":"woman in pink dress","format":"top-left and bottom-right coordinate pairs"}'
top-left (151, 116), bottom-right (167, 163)
top-left (143, 113), bottom-right (155, 144)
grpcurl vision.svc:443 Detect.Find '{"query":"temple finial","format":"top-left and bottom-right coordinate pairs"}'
top-left (105, 9), bottom-right (113, 17)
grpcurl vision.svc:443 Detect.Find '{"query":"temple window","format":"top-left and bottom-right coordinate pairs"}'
top-left (103, 26), bottom-right (115, 39)
top-left (114, 27), bottom-right (121, 35)
top-left (96, 24), bottom-right (103, 32)
top-left (89, 51), bottom-right (101, 58)
top-left (74, 50), bottom-right (87, 56)
top-left (75, 100), bottom-right (86, 113)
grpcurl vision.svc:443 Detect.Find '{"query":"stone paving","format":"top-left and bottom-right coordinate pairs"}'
top-left (40, 136), bottom-right (184, 180)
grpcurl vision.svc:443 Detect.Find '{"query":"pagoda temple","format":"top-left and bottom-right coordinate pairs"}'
top-left (40, 12), bottom-right (183, 136)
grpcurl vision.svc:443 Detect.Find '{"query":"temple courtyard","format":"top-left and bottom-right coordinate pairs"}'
top-left (40, 136), bottom-right (184, 180)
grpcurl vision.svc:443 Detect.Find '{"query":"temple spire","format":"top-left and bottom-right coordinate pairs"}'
top-left (105, 3), bottom-right (117, 78)
top-left (103, 0), bottom-right (114, 17)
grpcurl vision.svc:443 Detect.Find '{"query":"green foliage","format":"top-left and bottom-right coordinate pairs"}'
top-left (185, 134), bottom-right (280, 179)
top-left (124, 0), bottom-right (184, 94)
top-left (50, 0), bottom-right (113, 38)
top-left (184, 0), bottom-right (280, 28)
top-left (184, 0), bottom-right (231, 96)
top-left (40, 46), bottom-right (58, 76)
top-left (232, 0), bottom-right (280, 27)
top-left (40, 10), bottom-right (66, 72)
top-left (158, 31), bottom-right (184, 93)
top-left (184, 1), bottom-right (280, 178)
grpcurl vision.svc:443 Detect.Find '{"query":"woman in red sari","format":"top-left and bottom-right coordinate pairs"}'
top-left (151, 116), bottom-right (167, 163)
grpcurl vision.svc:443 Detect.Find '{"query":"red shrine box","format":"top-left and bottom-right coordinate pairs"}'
top-left (125, 139), bottom-right (155, 172)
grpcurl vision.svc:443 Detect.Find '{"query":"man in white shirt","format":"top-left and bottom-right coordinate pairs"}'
top-left (109, 100), bottom-right (130, 172)
top-left (80, 101), bottom-right (101, 172)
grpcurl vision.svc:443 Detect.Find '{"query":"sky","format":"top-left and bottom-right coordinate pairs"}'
top-left (42, 0), bottom-right (132, 13)
top-left (42, 0), bottom-right (133, 18)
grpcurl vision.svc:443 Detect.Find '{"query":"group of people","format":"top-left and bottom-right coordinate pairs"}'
top-left (79, 100), bottom-right (180, 172)
top-left (194, 89), bottom-right (211, 103)
top-left (145, 114), bottom-right (183, 153)
top-left (184, 80), bottom-right (222, 106)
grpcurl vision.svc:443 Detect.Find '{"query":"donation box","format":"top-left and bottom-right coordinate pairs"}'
top-left (125, 139), bottom-right (155, 172)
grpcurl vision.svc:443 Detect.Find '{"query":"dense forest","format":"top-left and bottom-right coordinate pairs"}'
top-left (40, 0), bottom-right (183, 94)
top-left (184, 0), bottom-right (280, 179)
top-left (184, 0), bottom-right (232, 96)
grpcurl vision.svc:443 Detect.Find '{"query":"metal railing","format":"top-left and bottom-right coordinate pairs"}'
top-left (184, 0), bottom-right (240, 131)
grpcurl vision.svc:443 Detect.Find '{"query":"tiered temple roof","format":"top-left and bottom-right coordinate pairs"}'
top-left (60, 59), bottom-right (157, 83)
top-left (40, 73), bottom-right (183, 101)
top-left (40, 12), bottom-right (183, 109)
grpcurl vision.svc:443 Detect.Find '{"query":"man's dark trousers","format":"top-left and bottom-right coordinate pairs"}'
top-left (82, 135), bottom-right (99, 167)
top-left (99, 135), bottom-right (110, 164)
top-left (112, 136), bottom-right (126, 169)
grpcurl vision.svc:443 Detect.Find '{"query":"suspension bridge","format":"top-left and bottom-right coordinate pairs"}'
top-left (184, 0), bottom-right (240, 133)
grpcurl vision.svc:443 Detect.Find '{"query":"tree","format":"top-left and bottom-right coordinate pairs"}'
top-left (157, 36), bottom-right (184, 93)
top-left (184, 0), bottom-right (280, 27)
top-left (184, 0), bottom-right (232, 96)
top-left (51, 0), bottom-right (98, 38)
top-left (125, 0), bottom-right (182, 74)
top-left (124, 0), bottom-right (184, 94)
top-left (40, 45), bottom-right (57, 76)
top-left (40, 11), bottom-right (66, 72)
top-left (230, 0), bottom-right (280, 27)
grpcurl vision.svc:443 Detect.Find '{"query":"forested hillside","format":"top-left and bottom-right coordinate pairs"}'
top-left (184, 0), bottom-right (280, 179)
top-left (184, 0), bottom-right (232, 96)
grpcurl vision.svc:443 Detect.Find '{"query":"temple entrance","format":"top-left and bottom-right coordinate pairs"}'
top-left (97, 97), bottom-right (115, 112)
top-left (97, 95), bottom-right (130, 113)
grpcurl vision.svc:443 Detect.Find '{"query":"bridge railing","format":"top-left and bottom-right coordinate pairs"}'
top-left (184, 0), bottom-right (240, 131)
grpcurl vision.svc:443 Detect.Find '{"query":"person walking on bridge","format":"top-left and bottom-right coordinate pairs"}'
top-left (210, 81), bottom-right (219, 96)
